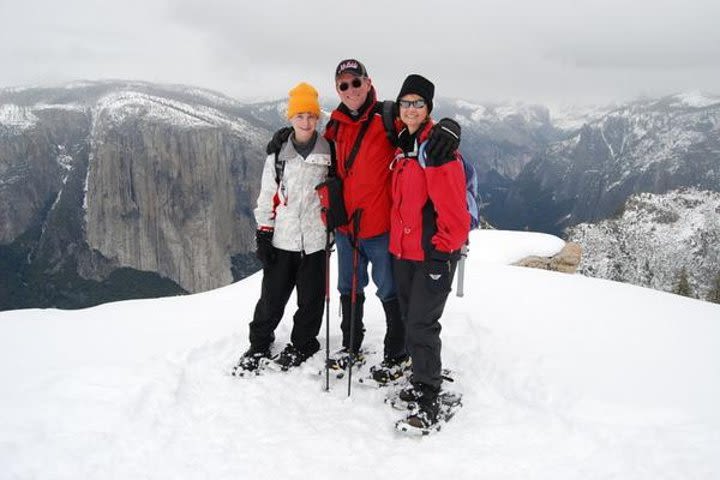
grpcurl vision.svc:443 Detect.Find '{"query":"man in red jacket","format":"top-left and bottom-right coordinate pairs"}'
top-left (267, 60), bottom-right (461, 383)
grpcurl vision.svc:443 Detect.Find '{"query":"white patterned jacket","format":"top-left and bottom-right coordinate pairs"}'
top-left (253, 135), bottom-right (332, 254)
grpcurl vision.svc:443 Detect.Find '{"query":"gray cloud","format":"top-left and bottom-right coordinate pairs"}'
top-left (1, 0), bottom-right (719, 105)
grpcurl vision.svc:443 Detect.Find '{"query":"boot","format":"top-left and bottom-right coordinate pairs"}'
top-left (231, 346), bottom-right (271, 376)
top-left (381, 298), bottom-right (406, 359)
top-left (402, 383), bottom-right (441, 429)
top-left (340, 293), bottom-right (365, 353)
top-left (326, 346), bottom-right (367, 372)
top-left (270, 343), bottom-right (318, 371)
top-left (369, 354), bottom-right (411, 386)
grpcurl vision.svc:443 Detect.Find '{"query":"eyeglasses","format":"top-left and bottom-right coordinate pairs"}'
top-left (398, 99), bottom-right (427, 109)
top-left (337, 78), bottom-right (364, 92)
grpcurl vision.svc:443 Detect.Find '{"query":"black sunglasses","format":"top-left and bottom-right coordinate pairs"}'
top-left (398, 99), bottom-right (427, 109)
top-left (338, 78), bottom-right (364, 92)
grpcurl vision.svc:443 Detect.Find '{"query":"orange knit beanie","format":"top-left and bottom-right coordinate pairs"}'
top-left (287, 82), bottom-right (321, 119)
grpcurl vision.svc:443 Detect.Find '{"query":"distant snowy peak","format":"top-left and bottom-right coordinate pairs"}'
top-left (60, 80), bottom-right (246, 110)
top-left (95, 91), bottom-right (231, 129)
top-left (670, 91), bottom-right (720, 109)
top-left (551, 93), bottom-right (720, 171)
top-left (549, 104), bottom-right (616, 131)
top-left (0, 101), bottom-right (86, 131)
top-left (0, 81), bottom-right (258, 132)
top-left (451, 99), bottom-right (550, 127)
top-left (0, 80), bottom-right (249, 125)
top-left (0, 88), bottom-right (252, 134)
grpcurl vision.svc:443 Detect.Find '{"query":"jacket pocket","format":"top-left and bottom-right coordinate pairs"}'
top-left (423, 260), bottom-right (452, 294)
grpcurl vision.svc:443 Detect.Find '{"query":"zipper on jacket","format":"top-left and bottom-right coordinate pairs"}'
top-left (396, 159), bottom-right (409, 258)
top-left (299, 153), bottom-right (307, 255)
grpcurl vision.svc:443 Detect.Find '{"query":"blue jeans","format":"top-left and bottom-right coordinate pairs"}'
top-left (335, 232), bottom-right (404, 357)
top-left (335, 231), bottom-right (396, 301)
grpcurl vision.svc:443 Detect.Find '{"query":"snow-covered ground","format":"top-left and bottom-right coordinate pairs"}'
top-left (1, 230), bottom-right (719, 479)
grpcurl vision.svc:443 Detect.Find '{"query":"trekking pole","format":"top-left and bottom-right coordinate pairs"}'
top-left (456, 244), bottom-right (468, 297)
top-left (347, 209), bottom-right (363, 397)
top-left (324, 228), bottom-right (332, 392)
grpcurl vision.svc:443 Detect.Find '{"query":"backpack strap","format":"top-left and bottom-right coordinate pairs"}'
top-left (344, 114), bottom-right (374, 172)
top-left (417, 141), bottom-right (428, 168)
top-left (328, 141), bottom-right (337, 178)
top-left (341, 100), bottom-right (397, 172)
top-left (378, 100), bottom-right (398, 146)
top-left (273, 150), bottom-right (285, 185)
top-left (325, 118), bottom-right (339, 141)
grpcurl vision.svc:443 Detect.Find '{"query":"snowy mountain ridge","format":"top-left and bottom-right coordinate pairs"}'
top-left (1, 81), bottom-right (271, 310)
top-left (0, 80), bottom-right (253, 133)
top-left (501, 92), bottom-right (720, 233)
top-left (670, 91), bottom-right (720, 109)
top-left (567, 188), bottom-right (720, 300)
top-left (450, 98), bottom-right (551, 127)
top-left (3, 81), bottom-right (719, 309)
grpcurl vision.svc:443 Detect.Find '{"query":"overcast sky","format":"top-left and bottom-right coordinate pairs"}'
top-left (2, 0), bottom-right (719, 107)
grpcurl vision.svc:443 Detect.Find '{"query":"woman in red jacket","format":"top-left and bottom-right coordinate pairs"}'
top-left (389, 74), bottom-right (470, 432)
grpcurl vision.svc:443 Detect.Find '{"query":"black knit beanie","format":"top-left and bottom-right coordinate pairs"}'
top-left (396, 74), bottom-right (435, 113)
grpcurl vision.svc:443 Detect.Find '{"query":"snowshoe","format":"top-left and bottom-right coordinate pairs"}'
top-left (394, 383), bottom-right (463, 436)
top-left (394, 400), bottom-right (463, 436)
top-left (356, 354), bottom-right (412, 388)
top-left (266, 343), bottom-right (316, 372)
top-left (384, 369), bottom-right (458, 410)
top-left (319, 347), bottom-right (367, 379)
top-left (386, 385), bottom-right (462, 412)
top-left (231, 348), bottom-right (272, 378)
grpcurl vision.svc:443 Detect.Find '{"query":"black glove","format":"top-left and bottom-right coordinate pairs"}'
top-left (265, 127), bottom-right (293, 155)
top-left (425, 118), bottom-right (461, 164)
top-left (255, 229), bottom-right (277, 268)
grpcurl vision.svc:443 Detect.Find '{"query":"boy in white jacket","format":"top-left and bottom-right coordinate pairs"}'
top-left (233, 82), bottom-right (332, 375)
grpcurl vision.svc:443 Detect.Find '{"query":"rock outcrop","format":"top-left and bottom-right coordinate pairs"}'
top-left (513, 242), bottom-right (582, 273)
top-left (83, 95), bottom-right (265, 292)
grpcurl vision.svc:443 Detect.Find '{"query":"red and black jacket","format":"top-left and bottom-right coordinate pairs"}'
top-left (389, 121), bottom-right (470, 262)
top-left (324, 88), bottom-right (397, 239)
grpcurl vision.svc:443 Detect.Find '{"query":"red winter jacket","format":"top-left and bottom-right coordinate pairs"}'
top-left (324, 88), bottom-right (397, 239)
top-left (389, 121), bottom-right (470, 261)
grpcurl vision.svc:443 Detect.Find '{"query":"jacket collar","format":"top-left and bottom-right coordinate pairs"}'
top-left (332, 87), bottom-right (378, 124)
top-left (279, 134), bottom-right (331, 165)
top-left (397, 120), bottom-right (434, 155)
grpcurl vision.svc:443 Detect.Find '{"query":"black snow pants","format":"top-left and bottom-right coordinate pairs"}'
top-left (249, 248), bottom-right (326, 356)
top-left (393, 257), bottom-right (458, 389)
